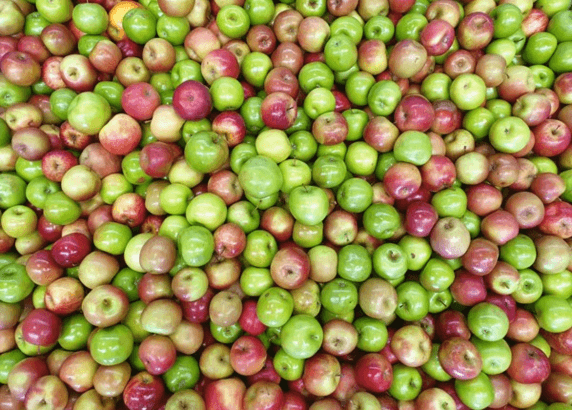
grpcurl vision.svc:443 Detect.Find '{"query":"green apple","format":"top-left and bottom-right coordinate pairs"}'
top-left (320, 278), bottom-right (357, 315)
top-left (512, 269), bottom-right (543, 304)
top-left (471, 337), bottom-right (511, 375)
top-left (523, 32), bottom-right (558, 65)
top-left (449, 74), bottom-right (487, 111)
top-left (216, 5), bottom-right (250, 38)
top-left (548, 10), bottom-right (572, 42)
top-left (421, 73), bottom-right (451, 102)
top-left (177, 225), bottom-right (214, 267)
top-left (227, 201), bottom-right (260, 233)
top-left (311, 155), bottom-right (346, 189)
top-left (239, 155), bottom-right (283, 199)
top-left (489, 116), bottom-right (532, 154)
top-left (72, 3), bottom-right (108, 35)
top-left (243, 230), bottom-right (277, 268)
top-left (455, 372), bottom-right (494, 410)
top-left (0, 263), bottom-right (34, 303)
top-left (58, 314), bottom-right (93, 351)
top-left (43, 191), bottom-right (81, 225)
top-left (36, 0), bottom-right (73, 23)
top-left (399, 236), bottom-right (432, 271)
top-left (123, 8), bottom-right (157, 44)
top-left (467, 302), bottom-right (509, 342)
top-left (15, 159), bottom-right (43, 182)
top-left (338, 244), bottom-right (372, 282)
top-left (345, 141), bottom-right (378, 176)
top-left (393, 130), bottom-right (432, 166)
top-left (499, 234), bottom-right (536, 270)
top-left (534, 295), bottom-right (572, 333)
top-left (549, 41), bottom-right (572, 74)
top-left (343, 109), bottom-right (369, 141)
top-left (123, 301), bottom-right (151, 343)
top-left (421, 344), bottom-right (452, 382)
top-left (255, 129), bottom-right (292, 163)
top-left (240, 267), bottom-right (273, 297)
top-left (210, 322), bottom-right (243, 344)
top-left (90, 324), bottom-right (134, 366)
top-left (389, 364), bottom-right (422, 401)
top-left (298, 62), bottom-right (334, 93)
top-left (185, 193), bottom-right (227, 231)
top-left (244, 0), bottom-right (274, 25)
top-left (364, 15), bottom-right (394, 43)
top-left (288, 185), bottom-right (329, 226)
top-left (0, 174), bottom-right (26, 209)
top-left (210, 77), bottom-right (244, 111)
top-left (156, 15), bottom-right (190, 46)
top-left (542, 270), bottom-right (572, 299)
top-left (490, 3), bottom-right (522, 38)
top-left (273, 348), bottom-right (304, 380)
top-left (67, 92), bottom-right (112, 135)
top-left (345, 72), bottom-right (375, 106)
top-left (353, 316), bottom-right (388, 352)
top-left (395, 281), bottom-right (429, 321)
top-left (462, 108), bottom-right (495, 140)
top-left (363, 203), bottom-right (401, 240)
top-left (395, 12), bottom-right (427, 42)
top-left (112, 268), bottom-right (144, 302)
top-left (373, 243), bottom-right (408, 280)
top-left (295, 0), bottom-right (325, 16)
top-left (324, 35), bottom-right (358, 72)
top-left (93, 222), bottom-right (133, 256)
top-left (281, 314), bottom-right (323, 359)
top-left (330, 15), bottom-right (363, 44)
top-left (535, 0), bottom-right (571, 16)
top-left (367, 80), bottom-right (402, 116)
top-left (1, 205), bottom-right (37, 238)
top-left (163, 356), bottom-right (200, 392)
top-left (257, 287), bottom-right (294, 327)
top-left (432, 187), bottom-right (467, 218)
top-left (0, 350), bottom-right (26, 384)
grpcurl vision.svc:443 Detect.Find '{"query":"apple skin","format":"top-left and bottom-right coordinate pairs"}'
top-left (388, 39), bottom-right (427, 79)
top-left (58, 350), bottom-right (98, 393)
top-left (270, 246), bottom-right (310, 290)
top-left (123, 371), bottom-right (165, 410)
top-left (430, 217), bottom-right (471, 260)
top-left (506, 343), bottom-right (550, 384)
top-left (243, 381), bottom-right (284, 410)
top-left (230, 335), bottom-right (267, 376)
top-left (24, 375), bottom-right (69, 410)
top-left (21, 308), bottom-right (62, 347)
top-left (204, 377), bottom-right (247, 410)
top-left (542, 372), bottom-right (572, 405)
top-left (173, 80), bottom-right (213, 121)
top-left (354, 353), bottom-right (393, 394)
top-left (541, 327), bottom-right (572, 356)
top-left (98, 113), bottom-right (142, 156)
top-left (302, 353), bottom-right (342, 397)
top-left (261, 92), bottom-right (297, 130)
top-left (44, 276), bottom-right (84, 316)
top-left (121, 82), bottom-right (161, 121)
top-left (7, 357), bottom-right (50, 402)
top-left (390, 324), bottom-right (432, 367)
top-left (438, 337), bottom-right (483, 380)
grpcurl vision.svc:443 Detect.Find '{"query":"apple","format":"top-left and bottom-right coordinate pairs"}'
top-left (24, 375), bottom-right (68, 410)
top-left (302, 353), bottom-right (341, 397)
top-left (123, 371), bottom-right (165, 410)
top-left (243, 381), bottom-right (284, 410)
top-left (204, 377), bottom-right (246, 410)
top-left (391, 324), bottom-right (432, 367)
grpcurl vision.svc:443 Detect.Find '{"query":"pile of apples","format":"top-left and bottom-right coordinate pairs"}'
top-left (2, 0), bottom-right (572, 408)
